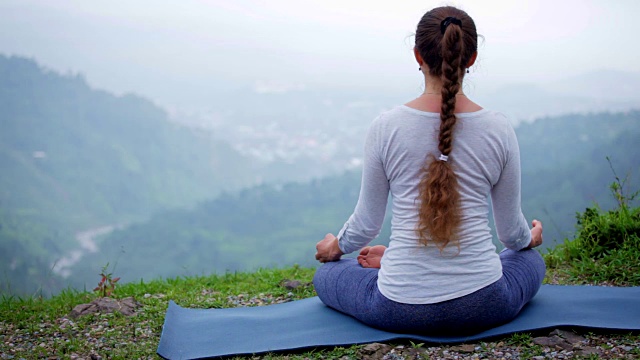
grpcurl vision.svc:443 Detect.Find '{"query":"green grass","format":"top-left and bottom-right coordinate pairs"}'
top-left (0, 265), bottom-right (324, 359)
top-left (1, 260), bottom-right (639, 359)
top-left (544, 178), bottom-right (640, 286)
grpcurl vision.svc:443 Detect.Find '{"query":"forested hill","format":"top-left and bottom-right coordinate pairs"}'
top-left (0, 55), bottom-right (256, 295)
top-left (68, 110), bottom-right (640, 289)
top-left (518, 111), bottom-right (640, 234)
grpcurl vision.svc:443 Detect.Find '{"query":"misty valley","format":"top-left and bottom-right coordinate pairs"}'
top-left (1, 55), bottom-right (639, 296)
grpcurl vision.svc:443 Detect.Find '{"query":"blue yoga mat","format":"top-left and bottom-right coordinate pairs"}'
top-left (157, 285), bottom-right (640, 360)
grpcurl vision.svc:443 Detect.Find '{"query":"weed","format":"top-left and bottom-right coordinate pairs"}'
top-left (93, 263), bottom-right (120, 298)
top-left (507, 332), bottom-right (532, 346)
top-left (543, 163), bottom-right (640, 286)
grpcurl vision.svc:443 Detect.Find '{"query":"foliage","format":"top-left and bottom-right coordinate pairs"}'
top-left (518, 112), bottom-right (640, 247)
top-left (93, 263), bottom-right (120, 298)
top-left (506, 332), bottom-right (532, 347)
top-left (0, 55), bottom-right (257, 295)
top-left (66, 171), bottom-right (393, 289)
top-left (544, 170), bottom-right (640, 286)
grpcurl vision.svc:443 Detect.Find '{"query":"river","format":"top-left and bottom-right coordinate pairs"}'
top-left (52, 225), bottom-right (116, 278)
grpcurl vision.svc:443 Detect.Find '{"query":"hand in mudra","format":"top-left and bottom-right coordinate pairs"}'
top-left (315, 233), bottom-right (343, 263)
top-left (528, 219), bottom-right (543, 249)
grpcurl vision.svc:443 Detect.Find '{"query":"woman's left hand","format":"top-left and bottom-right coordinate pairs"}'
top-left (315, 233), bottom-right (344, 263)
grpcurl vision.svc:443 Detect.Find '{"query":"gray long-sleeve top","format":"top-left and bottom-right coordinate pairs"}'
top-left (337, 105), bottom-right (531, 304)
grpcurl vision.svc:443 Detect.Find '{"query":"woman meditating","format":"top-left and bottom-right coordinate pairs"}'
top-left (313, 6), bottom-right (545, 334)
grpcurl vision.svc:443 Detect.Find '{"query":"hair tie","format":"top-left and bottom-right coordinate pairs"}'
top-left (440, 16), bottom-right (462, 34)
top-left (438, 154), bottom-right (449, 162)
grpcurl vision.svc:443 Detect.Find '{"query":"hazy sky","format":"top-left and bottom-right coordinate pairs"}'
top-left (1, 0), bottom-right (640, 108)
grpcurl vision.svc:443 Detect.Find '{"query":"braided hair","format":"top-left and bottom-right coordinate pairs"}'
top-left (414, 7), bottom-right (478, 250)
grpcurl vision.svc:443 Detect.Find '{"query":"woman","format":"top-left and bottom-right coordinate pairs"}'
top-left (313, 6), bottom-right (545, 335)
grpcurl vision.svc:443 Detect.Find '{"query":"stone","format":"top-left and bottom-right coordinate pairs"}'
top-left (362, 343), bottom-right (384, 354)
top-left (549, 329), bottom-right (586, 345)
top-left (382, 353), bottom-right (404, 360)
top-left (532, 335), bottom-right (570, 350)
top-left (69, 297), bottom-right (141, 318)
top-left (282, 280), bottom-right (302, 290)
top-left (359, 342), bottom-right (392, 360)
top-left (451, 344), bottom-right (476, 353)
top-left (576, 347), bottom-right (602, 356)
top-left (403, 347), bottom-right (420, 358)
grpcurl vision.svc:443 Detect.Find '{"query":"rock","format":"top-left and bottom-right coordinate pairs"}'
top-left (576, 346), bottom-right (602, 356)
top-left (362, 343), bottom-right (384, 354)
top-left (558, 342), bottom-right (574, 351)
top-left (282, 280), bottom-right (302, 290)
top-left (532, 335), bottom-right (572, 350)
top-left (549, 329), bottom-right (586, 345)
top-left (403, 347), bottom-right (420, 358)
top-left (118, 297), bottom-right (140, 316)
top-left (382, 353), bottom-right (404, 360)
top-left (358, 342), bottom-right (392, 360)
top-left (69, 297), bottom-right (141, 318)
top-left (451, 344), bottom-right (476, 353)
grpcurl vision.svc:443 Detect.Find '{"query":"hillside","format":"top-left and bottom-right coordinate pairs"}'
top-left (67, 110), bottom-right (640, 290)
top-left (66, 171), bottom-right (380, 287)
top-left (518, 111), bottom-right (640, 241)
top-left (0, 55), bottom-right (257, 295)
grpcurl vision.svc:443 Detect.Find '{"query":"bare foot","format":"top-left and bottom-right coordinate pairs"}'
top-left (357, 245), bottom-right (387, 269)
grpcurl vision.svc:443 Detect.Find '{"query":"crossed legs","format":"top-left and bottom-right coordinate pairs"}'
top-left (313, 248), bottom-right (545, 334)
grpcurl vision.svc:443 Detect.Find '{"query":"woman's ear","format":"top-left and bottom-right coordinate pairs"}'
top-left (467, 51), bottom-right (478, 68)
top-left (414, 47), bottom-right (424, 66)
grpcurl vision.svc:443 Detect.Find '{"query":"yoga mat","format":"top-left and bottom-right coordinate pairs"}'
top-left (157, 285), bottom-right (640, 360)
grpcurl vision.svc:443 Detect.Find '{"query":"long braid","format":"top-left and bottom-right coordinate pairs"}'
top-left (416, 12), bottom-right (468, 251)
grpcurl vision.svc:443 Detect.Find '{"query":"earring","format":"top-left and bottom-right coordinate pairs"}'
top-left (419, 67), bottom-right (422, 71)
top-left (466, 68), bottom-right (470, 74)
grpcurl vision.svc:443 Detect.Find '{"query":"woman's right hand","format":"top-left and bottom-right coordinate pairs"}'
top-left (315, 233), bottom-right (344, 263)
top-left (528, 219), bottom-right (543, 248)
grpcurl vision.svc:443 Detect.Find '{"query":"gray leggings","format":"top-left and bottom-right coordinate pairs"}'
top-left (313, 249), bottom-right (546, 335)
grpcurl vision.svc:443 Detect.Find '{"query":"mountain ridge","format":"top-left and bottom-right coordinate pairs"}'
top-left (0, 55), bottom-right (256, 295)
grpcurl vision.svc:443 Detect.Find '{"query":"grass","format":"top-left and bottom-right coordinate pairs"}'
top-left (1, 180), bottom-right (639, 359)
top-left (1, 262), bottom-right (639, 359)
top-left (544, 175), bottom-right (640, 286)
top-left (0, 266), bottom-right (319, 359)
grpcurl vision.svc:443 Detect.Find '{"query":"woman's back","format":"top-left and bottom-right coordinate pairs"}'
top-left (365, 105), bottom-right (530, 303)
